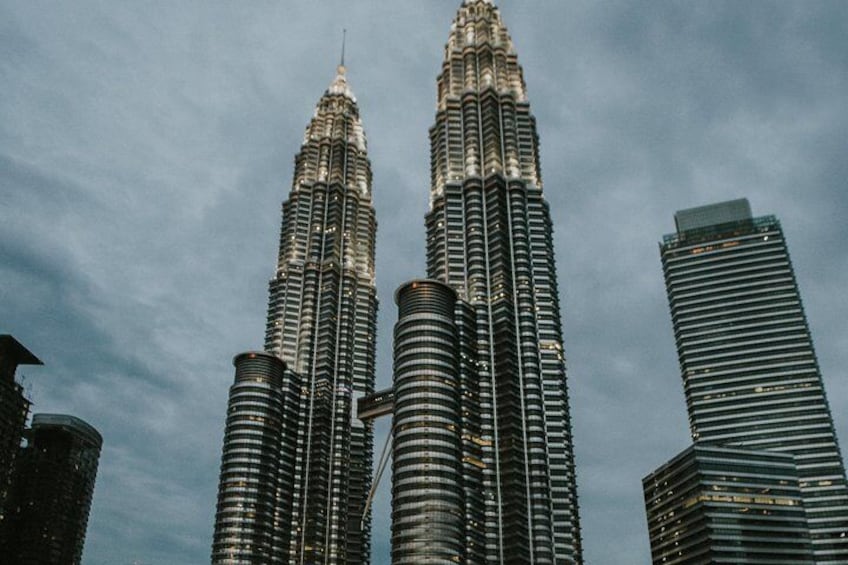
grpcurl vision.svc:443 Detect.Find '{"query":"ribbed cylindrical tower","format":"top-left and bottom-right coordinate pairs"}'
top-left (212, 352), bottom-right (291, 564)
top-left (391, 280), bottom-right (465, 564)
top-left (425, 1), bottom-right (582, 562)
top-left (263, 65), bottom-right (378, 564)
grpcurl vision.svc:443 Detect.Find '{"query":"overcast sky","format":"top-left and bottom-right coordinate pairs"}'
top-left (2, 1), bottom-right (847, 563)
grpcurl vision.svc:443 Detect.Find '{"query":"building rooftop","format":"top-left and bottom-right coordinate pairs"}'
top-left (674, 198), bottom-right (752, 234)
top-left (662, 199), bottom-right (778, 247)
top-left (32, 413), bottom-right (103, 449)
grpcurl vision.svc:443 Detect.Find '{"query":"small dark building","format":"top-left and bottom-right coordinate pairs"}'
top-left (4, 413), bottom-right (102, 565)
top-left (0, 335), bottom-right (41, 546)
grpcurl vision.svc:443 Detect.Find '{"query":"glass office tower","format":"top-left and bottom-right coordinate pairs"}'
top-left (422, 1), bottom-right (582, 562)
top-left (644, 444), bottom-right (814, 564)
top-left (660, 198), bottom-right (848, 561)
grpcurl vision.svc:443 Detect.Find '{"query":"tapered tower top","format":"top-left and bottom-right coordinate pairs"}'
top-left (299, 63), bottom-right (367, 157)
top-left (430, 0), bottom-right (539, 188)
top-left (440, 0), bottom-right (527, 106)
top-left (449, 0), bottom-right (515, 53)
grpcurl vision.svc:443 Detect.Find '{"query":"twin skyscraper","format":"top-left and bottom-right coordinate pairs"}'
top-left (212, 1), bottom-right (581, 563)
top-left (211, 1), bottom-right (848, 564)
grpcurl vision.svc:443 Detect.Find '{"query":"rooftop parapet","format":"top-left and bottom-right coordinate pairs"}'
top-left (674, 198), bottom-right (752, 233)
top-left (31, 413), bottom-right (103, 449)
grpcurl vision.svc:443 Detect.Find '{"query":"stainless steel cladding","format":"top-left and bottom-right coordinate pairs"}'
top-left (261, 65), bottom-right (378, 564)
top-left (422, 1), bottom-right (582, 561)
top-left (391, 281), bottom-right (466, 564)
top-left (212, 352), bottom-right (296, 564)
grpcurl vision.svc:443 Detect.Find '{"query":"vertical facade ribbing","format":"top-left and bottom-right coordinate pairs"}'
top-left (661, 200), bottom-right (848, 561)
top-left (456, 295), bottom-right (487, 564)
top-left (424, 1), bottom-right (581, 562)
top-left (263, 66), bottom-right (378, 564)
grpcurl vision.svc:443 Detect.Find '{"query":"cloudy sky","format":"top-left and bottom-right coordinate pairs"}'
top-left (2, 1), bottom-right (847, 563)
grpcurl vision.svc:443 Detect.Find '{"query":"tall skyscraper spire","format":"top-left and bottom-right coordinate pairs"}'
top-left (265, 63), bottom-right (378, 565)
top-left (213, 64), bottom-right (378, 564)
top-left (422, 1), bottom-right (583, 562)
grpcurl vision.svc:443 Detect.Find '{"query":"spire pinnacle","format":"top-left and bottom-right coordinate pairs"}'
top-left (332, 28), bottom-right (349, 91)
top-left (329, 31), bottom-right (355, 101)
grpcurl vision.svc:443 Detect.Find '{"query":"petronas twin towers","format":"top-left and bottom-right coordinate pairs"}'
top-left (212, 1), bottom-right (582, 563)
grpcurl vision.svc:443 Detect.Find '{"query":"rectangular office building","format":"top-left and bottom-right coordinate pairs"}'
top-left (660, 199), bottom-right (848, 560)
top-left (644, 444), bottom-right (813, 564)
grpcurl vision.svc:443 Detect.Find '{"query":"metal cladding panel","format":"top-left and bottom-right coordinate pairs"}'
top-left (261, 66), bottom-right (378, 565)
top-left (391, 280), bottom-right (466, 564)
top-left (212, 353), bottom-right (292, 564)
top-left (420, 2), bottom-right (582, 562)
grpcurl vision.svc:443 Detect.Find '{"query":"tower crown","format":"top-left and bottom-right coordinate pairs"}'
top-left (430, 0), bottom-right (539, 190)
top-left (295, 65), bottom-right (370, 194)
top-left (440, 0), bottom-right (526, 106)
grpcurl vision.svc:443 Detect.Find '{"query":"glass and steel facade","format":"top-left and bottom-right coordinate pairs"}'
top-left (660, 199), bottom-right (848, 561)
top-left (390, 280), bottom-right (485, 564)
top-left (212, 352), bottom-right (298, 564)
top-left (3, 413), bottom-right (102, 565)
top-left (213, 64), bottom-right (378, 564)
top-left (644, 444), bottom-right (814, 564)
top-left (416, 1), bottom-right (582, 562)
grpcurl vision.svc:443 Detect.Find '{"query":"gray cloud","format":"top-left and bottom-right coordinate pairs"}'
top-left (1, 1), bottom-right (846, 564)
